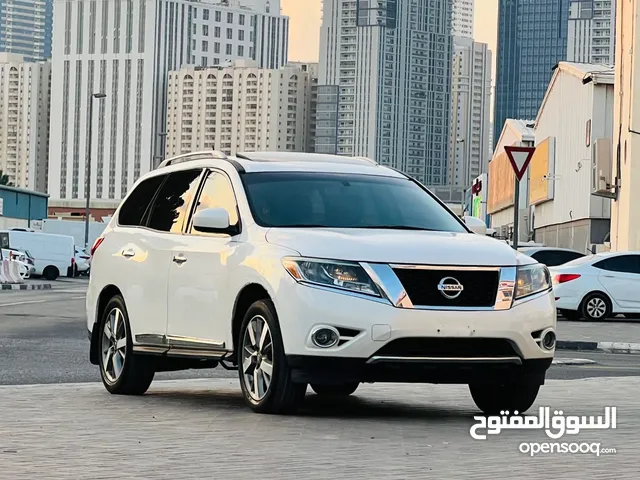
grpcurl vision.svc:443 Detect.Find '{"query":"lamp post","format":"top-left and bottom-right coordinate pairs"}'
top-left (85, 93), bottom-right (107, 248)
top-left (456, 138), bottom-right (467, 216)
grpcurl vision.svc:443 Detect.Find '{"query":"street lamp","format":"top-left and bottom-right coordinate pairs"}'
top-left (85, 92), bottom-right (107, 248)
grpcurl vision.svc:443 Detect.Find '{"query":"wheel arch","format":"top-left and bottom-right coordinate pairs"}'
top-left (89, 284), bottom-right (124, 365)
top-left (231, 283), bottom-right (273, 362)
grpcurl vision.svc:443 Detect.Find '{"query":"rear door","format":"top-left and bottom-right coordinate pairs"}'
top-left (594, 255), bottom-right (640, 311)
top-left (96, 173), bottom-right (168, 339)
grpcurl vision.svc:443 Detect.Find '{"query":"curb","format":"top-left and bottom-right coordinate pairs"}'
top-left (0, 283), bottom-right (52, 292)
top-left (557, 340), bottom-right (640, 355)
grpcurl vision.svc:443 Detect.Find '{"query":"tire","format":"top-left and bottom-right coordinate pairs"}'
top-left (469, 380), bottom-right (541, 416)
top-left (238, 299), bottom-right (307, 414)
top-left (559, 309), bottom-right (581, 321)
top-left (98, 295), bottom-right (154, 395)
top-left (42, 266), bottom-right (59, 281)
top-left (580, 292), bottom-right (612, 321)
top-left (311, 383), bottom-right (359, 397)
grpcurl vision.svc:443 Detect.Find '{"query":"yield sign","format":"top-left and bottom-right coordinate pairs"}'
top-left (505, 145), bottom-right (535, 181)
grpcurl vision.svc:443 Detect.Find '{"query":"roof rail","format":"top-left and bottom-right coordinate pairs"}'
top-left (157, 150), bottom-right (228, 169)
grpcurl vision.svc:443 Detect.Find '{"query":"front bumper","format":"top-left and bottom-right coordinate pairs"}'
top-left (276, 281), bottom-right (556, 365)
top-left (287, 355), bottom-right (553, 385)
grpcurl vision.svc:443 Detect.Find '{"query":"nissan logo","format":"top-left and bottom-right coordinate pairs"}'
top-left (437, 277), bottom-right (464, 300)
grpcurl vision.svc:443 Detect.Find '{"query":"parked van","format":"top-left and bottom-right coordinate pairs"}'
top-left (0, 229), bottom-right (75, 280)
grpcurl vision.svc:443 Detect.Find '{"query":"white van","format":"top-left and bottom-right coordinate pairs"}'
top-left (0, 229), bottom-right (75, 280)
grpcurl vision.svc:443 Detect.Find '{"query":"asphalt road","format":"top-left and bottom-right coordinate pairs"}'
top-left (1, 279), bottom-right (639, 386)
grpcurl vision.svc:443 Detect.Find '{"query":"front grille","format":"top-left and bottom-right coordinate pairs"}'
top-left (393, 268), bottom-right (499, 308)
top-left (374, 338), bottom-right (520, 358)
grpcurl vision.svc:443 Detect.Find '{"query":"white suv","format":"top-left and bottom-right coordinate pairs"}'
top-left (86, 151), bottom-right (556, 415)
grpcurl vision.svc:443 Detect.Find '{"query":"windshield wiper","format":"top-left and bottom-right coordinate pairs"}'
top-left (355, 226), bottom-right (439, 231)
top-left (279, 224), bottom-right (334, 228)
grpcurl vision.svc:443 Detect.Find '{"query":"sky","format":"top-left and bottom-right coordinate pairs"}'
top-left (281, 0), bottom-right (499, 94)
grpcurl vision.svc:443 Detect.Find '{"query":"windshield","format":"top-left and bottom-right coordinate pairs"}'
top-left (241, 172), bottom-right (468, 233)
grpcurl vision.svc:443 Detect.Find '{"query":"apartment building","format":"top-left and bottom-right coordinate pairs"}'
top-left (166, 60), bottom-right (314, 156)
top-left (0, 53), bottom-right (50, 191)
top-left (318, 0), bottom-right (452, 185)
top-left (0, 0), bottom-right (53, 61)
top-left (450, 37), bottom-right (492, 187)
top-left (48, 0), bottom-right (289, 200)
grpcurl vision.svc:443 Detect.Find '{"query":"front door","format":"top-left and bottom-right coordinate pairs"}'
top-left (166, 169), bottom-right (241, 350)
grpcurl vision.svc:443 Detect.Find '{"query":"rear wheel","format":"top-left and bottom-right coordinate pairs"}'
top-left (580, 292), bottom-right (611, 321)
top-left (98, 295), bottom-right (154, 395)
top-left (238, 299), bottom-right (307, 414)
top-left (469, 380), bottom-right (540, 415)
top-left (42, 266), bottom-right (59, 281)
top-left (311, 383), bottom-right (359, 397)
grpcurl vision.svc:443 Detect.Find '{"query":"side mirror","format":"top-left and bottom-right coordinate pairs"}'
top-left (192, 208), bottom-right (235, 234)
top-left (463, 216), bottom-right (488, 235)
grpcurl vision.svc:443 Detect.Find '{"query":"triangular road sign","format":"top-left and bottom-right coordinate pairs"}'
top-left (504, 145), bottom-right (536, 181)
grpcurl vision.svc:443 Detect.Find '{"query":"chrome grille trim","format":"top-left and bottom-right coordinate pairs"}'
top-left (360, 263), bottom-right (517, 311)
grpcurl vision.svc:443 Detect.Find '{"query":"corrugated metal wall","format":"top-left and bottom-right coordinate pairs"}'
top-left (0, 185), bottom-right (48, 221)
top-left (534, 71), bottom-right (613, 229)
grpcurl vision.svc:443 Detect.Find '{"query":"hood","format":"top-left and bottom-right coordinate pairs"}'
top-left (265, 228), bottom-right (536, 267)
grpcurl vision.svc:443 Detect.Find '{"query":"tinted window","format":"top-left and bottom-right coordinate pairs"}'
top-left (146, 169), bottom-right (203, 233)
top-left (188, 171), bottom-right (239, 232)
top-left (241, 172), bottom-right (467, 232)
top-left (593, 255), bottom-right (640, 274)
top-left (118, 175), bottom-right (165, 226)
top-left (531, 250), bottom-right (585, 267)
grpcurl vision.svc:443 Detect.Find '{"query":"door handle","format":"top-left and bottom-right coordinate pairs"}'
top-left (122, 249), bottom-right (135, 258)
top-left (603, 275), bottom-right (615, 278)
top-left (173, 254), bottom-right (187, 265)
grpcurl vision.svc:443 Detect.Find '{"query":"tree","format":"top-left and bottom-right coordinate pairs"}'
top-left (0, 170), bottom-right (12, 187)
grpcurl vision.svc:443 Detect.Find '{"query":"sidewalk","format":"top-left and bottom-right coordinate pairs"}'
top-left (557, 319), bottom-right (640, 354)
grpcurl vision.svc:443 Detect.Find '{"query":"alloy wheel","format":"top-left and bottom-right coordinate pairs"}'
top-left (101, 307), bottom-right (128, 383)
top-left (241, 314), bottom-right (274, 402)
top-left (586, 297), bottom-right (607, 319)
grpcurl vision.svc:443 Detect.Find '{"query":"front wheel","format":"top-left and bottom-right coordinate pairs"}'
top-left (98, 295), bottom-right (154, 395)
top-left (559, 309), bottom-right (581, 321)
top-left (238, 299), bottom-right (307, 414)
top-left (469, 380), bottom-right (541, 415)
top-left (311, 383), bottom-right (359, 397)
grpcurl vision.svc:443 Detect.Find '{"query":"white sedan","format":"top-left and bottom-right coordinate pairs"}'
top-left (550, 251), bottom-right (640, 321)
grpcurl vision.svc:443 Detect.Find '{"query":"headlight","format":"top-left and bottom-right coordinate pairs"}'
top-left (515, 264), bottom-right (552, 300)
top-left (282, 258), bottom-right (381, 297)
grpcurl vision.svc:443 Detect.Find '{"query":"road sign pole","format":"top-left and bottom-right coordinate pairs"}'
top-left (504, 145), bottom-right (536, 251)
top-left (513, 177), bottom-right (520, 250)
